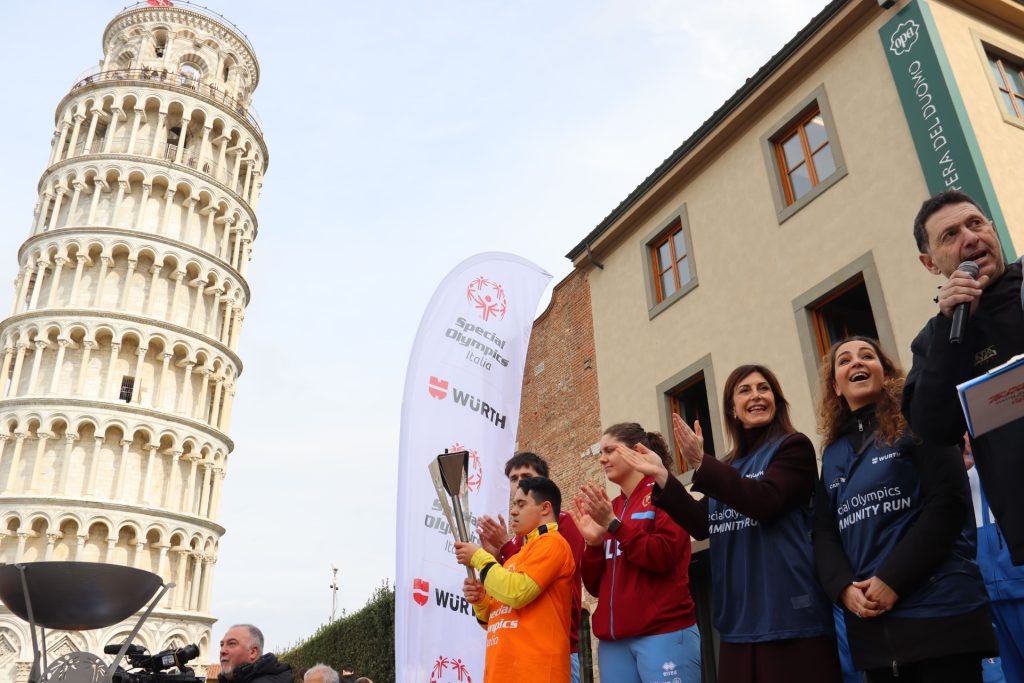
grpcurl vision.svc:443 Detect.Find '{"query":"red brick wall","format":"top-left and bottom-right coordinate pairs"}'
top-left (516, 268), bottom-right (604, 499)
top-left (516, 268), bottom-right (605, 677)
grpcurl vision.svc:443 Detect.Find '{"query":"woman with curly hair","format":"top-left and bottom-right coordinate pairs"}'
top-left (814, 336), bottom-right (996, 682)
top-left (574, 422), bottom-right (701, 683)
top-left (616, 365), bottom-right (841, 683)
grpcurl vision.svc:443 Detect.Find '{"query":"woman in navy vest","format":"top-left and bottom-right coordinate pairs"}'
top-left (619, 364), bottom-right (841, 683)
top-left (814, 336), bottom-right (996, 683)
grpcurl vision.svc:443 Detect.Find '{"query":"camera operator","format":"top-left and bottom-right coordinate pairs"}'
top-left (218, 624), bottom-right (292, 683)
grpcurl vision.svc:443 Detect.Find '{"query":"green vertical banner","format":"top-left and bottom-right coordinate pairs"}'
top-left (880, 0), bottom-right (1014, 256)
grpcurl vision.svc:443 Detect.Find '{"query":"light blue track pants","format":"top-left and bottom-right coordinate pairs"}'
top-left (597, 624), bottom-right (701, 683)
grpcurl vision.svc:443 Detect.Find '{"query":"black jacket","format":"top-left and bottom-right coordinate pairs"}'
top-left (903, 259), bottom-right (1024, 565)
top-left (813, 408), bottom-right (996, 672)
top-left (217, 653), bottom-right (293, 683)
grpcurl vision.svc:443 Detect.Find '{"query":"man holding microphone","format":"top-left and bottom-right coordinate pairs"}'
top-left (902, 189), bottom-right (1024, 567)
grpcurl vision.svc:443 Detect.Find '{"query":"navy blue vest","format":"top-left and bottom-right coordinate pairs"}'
top-left (707, 437), bottom-right (833, 643)
top-left (821, 435), bottom-right (988, 618)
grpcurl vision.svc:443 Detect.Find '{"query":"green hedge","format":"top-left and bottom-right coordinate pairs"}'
top-left (281, 581), bottom-right (395, 683)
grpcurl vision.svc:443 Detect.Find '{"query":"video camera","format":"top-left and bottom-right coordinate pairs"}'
top-left (105, 642), bottom-right (204, 683)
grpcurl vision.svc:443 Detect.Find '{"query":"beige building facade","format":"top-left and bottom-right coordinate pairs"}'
top-left (567, 0), bottom-right (1024, 473)
top-left (0, 3), bottom-right (266, 680)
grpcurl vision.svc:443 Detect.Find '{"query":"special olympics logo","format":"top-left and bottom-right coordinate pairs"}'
top-left (449, 442), bottom-right (483, 493)
top-left (889, 20), bottom-right (919, 55)
top-left (431, 656), bottom-right (473, 683)
top-left (466, 276), bottom-right (507, 322)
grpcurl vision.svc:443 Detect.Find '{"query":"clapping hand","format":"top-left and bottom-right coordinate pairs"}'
top-left (578, 482), bottom-right (616, 527)
top-left (616, 443), bottom-right (669, 488)
top-left (672, 414), bottom-right (705, 472)
top-left (476, 514), bottom-right (510, 557)
top-left (570, 496), bottom-right (606, 547)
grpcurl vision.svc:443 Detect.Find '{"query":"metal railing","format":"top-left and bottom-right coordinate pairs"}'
top-left (117, 0), bottom-right (256, 54)
top-left (66, 135), bottom-right (236, 187)
top-left (70, 67), bottom-right (262, 135)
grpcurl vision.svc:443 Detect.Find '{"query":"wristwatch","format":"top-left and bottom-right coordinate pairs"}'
top-left (607, 518), bottom-right (622, 534)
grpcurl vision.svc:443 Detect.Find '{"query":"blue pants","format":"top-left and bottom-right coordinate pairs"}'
top-left (570, 651), bottom-right (580, 683)
top-left (833, 604), bottom-right (862, 683)
top-left (597, 625), bottom-right (701, 683)
top-left (990, 599), bottom-right (1024, 683)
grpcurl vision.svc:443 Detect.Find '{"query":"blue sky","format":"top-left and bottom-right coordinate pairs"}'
top-left (0, 0), bottom-right (829, 653)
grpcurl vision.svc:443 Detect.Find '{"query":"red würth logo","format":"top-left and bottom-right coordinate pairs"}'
top-left (412, 578), bottom-right (429, 606)
top-left (431, 655), bottom-right (473, 683)
top-left (466, 277), bottom-right (507, 322)
top-left (146, 0), bottom-right (174, 6)
top-left (428, 376), bottom-right (449, 400)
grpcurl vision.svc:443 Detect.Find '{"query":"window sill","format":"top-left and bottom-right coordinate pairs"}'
top-left (648, 278), bottom-right (698, 320)
top-left (776, 166), bottom-right (848, 225)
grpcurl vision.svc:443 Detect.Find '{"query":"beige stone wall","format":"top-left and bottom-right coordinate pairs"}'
top-left (582, 2), bottom-right (1024, 453)
top-left (587, 8), bottom-right (946, 446)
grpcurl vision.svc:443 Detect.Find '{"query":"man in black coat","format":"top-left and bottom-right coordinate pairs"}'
top-left (903, 188), bottom-right (1024, 566)
top-left (217, 624), bottom-right (293, 683)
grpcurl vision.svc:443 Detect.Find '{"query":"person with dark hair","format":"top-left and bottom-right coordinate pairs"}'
top-left (815, 336), bottom-right (996, 682)
top-left (477, 452), bottom-right (585, 683)
top-left (618, 366), bottom-right (840, 683)
top-left (503, 451), bottom-right (550, 479)
top-left (574, 422), bottom-right (700, 683)
top-left (903, 188), bottom-right (1024, 566)
top-left (455, 476), bottom-right (576, 683)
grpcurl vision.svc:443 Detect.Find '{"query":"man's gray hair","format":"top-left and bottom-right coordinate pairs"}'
top-left (304, 664), bottom-right (340, 683)
top-left (230, 624), bottom-right (265, 655)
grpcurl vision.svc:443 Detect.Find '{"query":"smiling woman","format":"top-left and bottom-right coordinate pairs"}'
top-left (814, 336), bottom-right (997, 682)
top-left (621, 365), bottom-right (841, 683)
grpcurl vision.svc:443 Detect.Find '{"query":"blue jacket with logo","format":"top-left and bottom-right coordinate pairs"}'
top-left (707, 435), bottom-right (833, 642)
top-left (820, 432), bottom-right (986, 617)
top-left (814, 407), bottom-right (996, 671)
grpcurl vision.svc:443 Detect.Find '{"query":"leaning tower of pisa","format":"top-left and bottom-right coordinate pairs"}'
top-left (0, 3), bottom-right (266, 679)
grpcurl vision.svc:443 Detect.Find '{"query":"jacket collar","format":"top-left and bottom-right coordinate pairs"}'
top-left (524, 521), bottom-right (558, 544)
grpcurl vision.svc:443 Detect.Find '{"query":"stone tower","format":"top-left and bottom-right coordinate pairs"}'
top-left (0, 2), bottom-right (266, 679)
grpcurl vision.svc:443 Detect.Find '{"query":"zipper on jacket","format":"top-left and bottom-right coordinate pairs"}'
top-left (609, 492), bottom-right (632, 641)
top-left (858, 418), bottom-right (864, 433)
top-left (882, 616), bottom-right (898, 677)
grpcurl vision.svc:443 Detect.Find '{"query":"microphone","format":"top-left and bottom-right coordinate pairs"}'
top-left (949, 260), bottom-right (980, 345)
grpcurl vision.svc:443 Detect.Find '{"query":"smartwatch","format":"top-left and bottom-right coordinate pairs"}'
top-left (607, 518), bottom-right (622, 534)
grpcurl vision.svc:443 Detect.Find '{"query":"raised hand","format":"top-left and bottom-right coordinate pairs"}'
top-left (616, 443), bottom-right (669, 487)
top-left (936, 269), bottom-right (989, 319)
top-left (476, 514), bottom-right (510, 557)
top-left (672, 413), bottom-right (705, 471)
top-left (571, 496), bottom-right (606, 547)
top-left (578, 482), bottom-right (616, 527)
